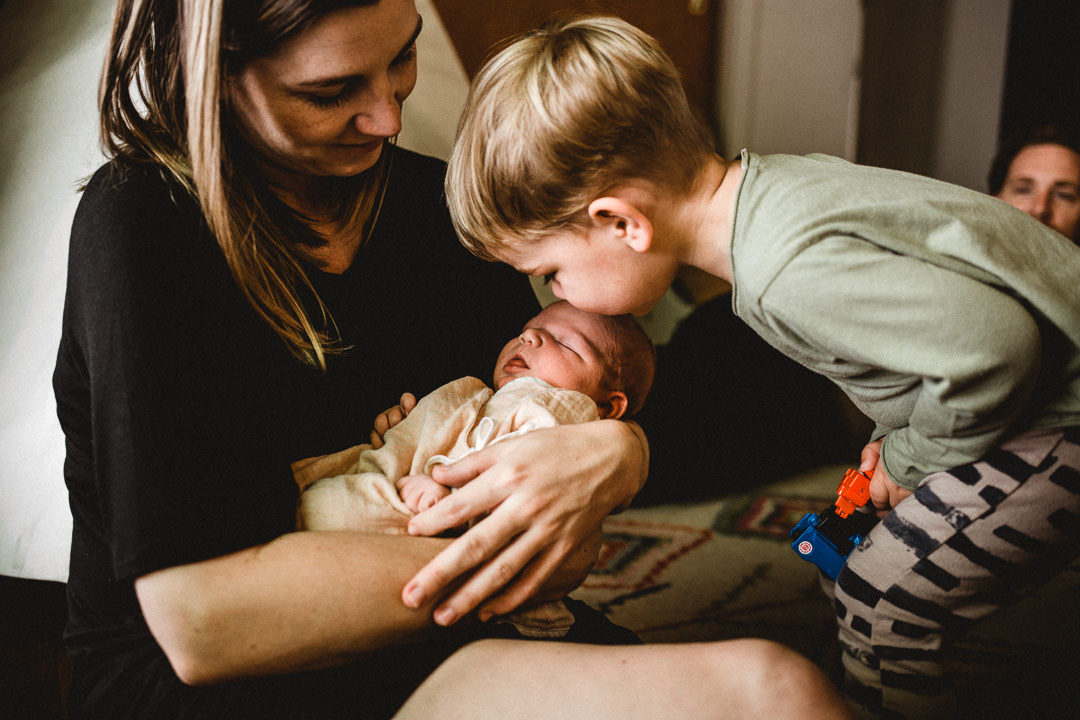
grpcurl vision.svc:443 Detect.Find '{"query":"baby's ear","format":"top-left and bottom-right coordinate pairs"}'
top-left (596, 391), bottom-right (629, 420)
top-left (587, 196), bottom-right (653, 253)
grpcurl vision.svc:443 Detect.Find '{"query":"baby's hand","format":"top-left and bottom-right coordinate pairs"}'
top-left (398, 473), bottom-right (450, 513)
top-left (370, 393), bottom-right (417, 448)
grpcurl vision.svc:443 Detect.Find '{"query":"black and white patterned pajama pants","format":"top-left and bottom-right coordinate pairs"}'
top-left (826, 427), bottom-right (1080, 719)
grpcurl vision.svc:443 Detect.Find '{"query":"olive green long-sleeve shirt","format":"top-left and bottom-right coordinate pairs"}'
top-left (729, 151), bottom-right (1080, 489)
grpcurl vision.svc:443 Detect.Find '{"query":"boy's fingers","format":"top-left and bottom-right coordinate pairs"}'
top-left (859, 440), bottom-right (882, 473)
top-left (868, 476), bottom-right (893, 517)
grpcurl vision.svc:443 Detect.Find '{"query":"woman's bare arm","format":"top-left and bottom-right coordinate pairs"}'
top-left (135, 531), bottom-right (453, 686)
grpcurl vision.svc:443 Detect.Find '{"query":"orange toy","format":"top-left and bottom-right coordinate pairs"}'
top-left (833, 467), bottom-right (873, 519)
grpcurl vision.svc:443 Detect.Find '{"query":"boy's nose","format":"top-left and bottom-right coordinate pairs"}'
top-left (520, 328), bottom-right (543, 346)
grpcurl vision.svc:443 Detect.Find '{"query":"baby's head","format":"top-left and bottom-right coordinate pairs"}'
top-left (446, 15), bottom-right (713, 261)
top-left (493, 301), bottom-right (655, 419)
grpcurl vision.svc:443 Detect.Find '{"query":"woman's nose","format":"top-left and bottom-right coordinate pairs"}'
top-left (1028, 190), bottom-right (1051, 221)
top-left (353, 80), bottom-right (403, 138)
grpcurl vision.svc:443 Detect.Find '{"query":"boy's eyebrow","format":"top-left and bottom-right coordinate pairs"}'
top-left (294, 14), bottom-right (423, 89)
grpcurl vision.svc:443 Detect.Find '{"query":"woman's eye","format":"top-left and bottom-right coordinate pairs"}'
top-left (393, 44), bottom-right (418, 67)
top-left (542, 272), bottom-right (555, 285)
top-left (305, 91), bottom-right (349, 108)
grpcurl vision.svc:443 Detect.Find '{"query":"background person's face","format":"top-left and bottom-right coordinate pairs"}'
top-left (228, 0), bottom-right (420, 184)
top-left (996, 143), bottom-right (1080, 243)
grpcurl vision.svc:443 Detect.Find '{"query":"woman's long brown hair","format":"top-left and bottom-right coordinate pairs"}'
top-left (100, 0), bottom-right (389, 368)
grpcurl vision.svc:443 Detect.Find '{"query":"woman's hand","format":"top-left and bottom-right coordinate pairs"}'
top-left (370, 393), bottom-right (416, 448)
top-left (860, 439), bottom-right (912, 518)
top-left (401, 420), bottom-right (648, 626)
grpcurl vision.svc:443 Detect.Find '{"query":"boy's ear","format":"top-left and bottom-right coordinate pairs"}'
top-left (587, 197), bottom-right (653, 253)
top-left (596, 390), bottom-right (629, 420)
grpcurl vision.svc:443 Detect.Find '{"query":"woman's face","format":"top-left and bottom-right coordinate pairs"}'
top-left (228, 0), bottom-right (420, 185)
top-left (996, 143), bottom-right (1080, 243)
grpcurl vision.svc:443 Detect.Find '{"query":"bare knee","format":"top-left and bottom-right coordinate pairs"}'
top-left (703, 639), bottom-right (854, 720)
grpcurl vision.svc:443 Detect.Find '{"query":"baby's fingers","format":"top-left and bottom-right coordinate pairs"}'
top-left (369, 393), bottom-right (417, 448)
top-left (407, 474), bottom-right (503, 538)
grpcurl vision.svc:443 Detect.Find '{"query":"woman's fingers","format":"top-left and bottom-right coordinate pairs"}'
top-left (402, 505), bottom-right (526, 615)
top-left (431, 524), bottom-right (558, 625)
top-left (476, 535), bottom-right (585, 620)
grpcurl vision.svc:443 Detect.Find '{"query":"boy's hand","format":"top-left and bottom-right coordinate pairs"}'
top-left (399, 421), bottom-right (645, 626)
top-left (860, 439), bottom-right (912, 517)
top-left (370, 393), bottom-right (416, 448)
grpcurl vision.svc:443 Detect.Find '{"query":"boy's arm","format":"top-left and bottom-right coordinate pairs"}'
top-left (762, 238), bottom-right (1041, 489)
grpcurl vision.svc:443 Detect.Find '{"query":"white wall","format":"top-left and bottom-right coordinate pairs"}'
top-left (715, 0), bottom-right (865, 160)
top-left (0, 0), bottom-right (470, 582)
top-left (714, 0), bottom-right (1010, 191)
top-left (0, 0), bottom-right (114, 581)
top-left (929, 0), bottom-right (1011, 190)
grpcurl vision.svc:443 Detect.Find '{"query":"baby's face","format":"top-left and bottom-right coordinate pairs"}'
top-left (493, 302), bottom-right (610, 401)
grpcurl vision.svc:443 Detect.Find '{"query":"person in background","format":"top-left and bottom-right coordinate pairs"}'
top-left (989, 123), bottom-right (1080, 244)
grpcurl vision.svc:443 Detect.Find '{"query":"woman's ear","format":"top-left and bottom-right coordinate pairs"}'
top-left (596, 390), bottom-right (629, 420)
top-left (587, 197), bottom-right (653, 253)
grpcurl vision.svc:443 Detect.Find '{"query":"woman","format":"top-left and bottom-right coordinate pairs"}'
top-left (54, 1), bottom-right (852, 717)
top-left (990, 123), bottom-right (1080, 244)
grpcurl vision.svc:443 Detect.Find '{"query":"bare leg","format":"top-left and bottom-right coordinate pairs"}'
top-left (394, 638), bottom-right (854, 720)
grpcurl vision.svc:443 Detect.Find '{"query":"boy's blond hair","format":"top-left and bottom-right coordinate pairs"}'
top-left (447, 15), bottom-right (714, 260)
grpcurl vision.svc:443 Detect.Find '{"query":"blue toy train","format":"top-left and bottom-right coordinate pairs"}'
top-left (790, 468), bottom-right (879, 580)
